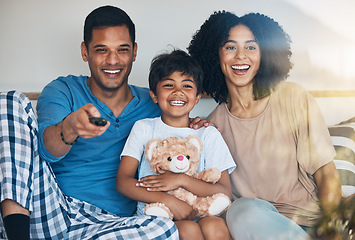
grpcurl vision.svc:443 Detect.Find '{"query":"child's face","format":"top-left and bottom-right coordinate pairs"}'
top-left (150, 71), bottom-right (201, 125)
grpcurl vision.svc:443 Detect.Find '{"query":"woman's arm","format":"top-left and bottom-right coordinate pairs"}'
top-left (116, 156), bottom-right (195, 220)
top-left (313, 161), bottom-right (342, 213)
top-left (138, 169), bottom-right (232, 199)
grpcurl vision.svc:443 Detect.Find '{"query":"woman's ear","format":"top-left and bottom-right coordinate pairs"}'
top-left (150, 90), bottom-right (158, 103)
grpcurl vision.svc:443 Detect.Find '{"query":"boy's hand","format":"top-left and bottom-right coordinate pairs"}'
top-left (189, 116), bottom-right (217, 130)
top-left (137, 172), bottom-right (185, 192)
top-left (163, 195), bottom-right (195, 221)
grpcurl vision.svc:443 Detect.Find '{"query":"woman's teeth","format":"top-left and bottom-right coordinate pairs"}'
top-left (232, 65), bottom-right (250, 70)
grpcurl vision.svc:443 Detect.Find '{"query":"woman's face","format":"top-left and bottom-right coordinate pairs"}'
top-left (219, 24), bottom-right (261, 89)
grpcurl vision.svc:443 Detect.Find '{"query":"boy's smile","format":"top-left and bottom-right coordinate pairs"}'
top-left (150, 71), bottom-right (201, 127)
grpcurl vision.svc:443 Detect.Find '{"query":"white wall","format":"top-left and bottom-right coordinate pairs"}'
top-left (2, 0), bottom-right (355, 124)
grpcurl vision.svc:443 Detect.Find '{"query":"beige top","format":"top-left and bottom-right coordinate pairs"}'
top-left (207, 82), bottom-right (335, 226)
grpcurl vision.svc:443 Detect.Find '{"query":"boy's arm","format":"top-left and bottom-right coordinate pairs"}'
top-left (116, 156), bottom-right (195, 220)
top-left (138, 169), bottom-right (232, 199)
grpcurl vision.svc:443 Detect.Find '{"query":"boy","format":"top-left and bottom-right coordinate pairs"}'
top-left (116, 50), bottom-right (236, 239)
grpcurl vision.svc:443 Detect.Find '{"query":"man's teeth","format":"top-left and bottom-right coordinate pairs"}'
top-left (103, 69), bottom-right (121, 74)
top-left (169, 100), bottom-right (185, 106)
top-left (232, 65), bottom-right (250, 70)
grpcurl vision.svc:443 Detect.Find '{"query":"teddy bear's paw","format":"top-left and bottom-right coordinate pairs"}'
top-left (144, 203), bottom-right (173, 220)
top-left (208, 195), bottom-right (231, 216)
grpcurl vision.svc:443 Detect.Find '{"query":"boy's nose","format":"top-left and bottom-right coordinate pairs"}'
top-left (172, 91), bottom-right (183, 96)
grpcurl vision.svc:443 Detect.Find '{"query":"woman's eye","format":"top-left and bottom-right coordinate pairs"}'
top-left (246, 45), bottom-right (256, 50)
top-left (226, 46), bottom-right (236, 50)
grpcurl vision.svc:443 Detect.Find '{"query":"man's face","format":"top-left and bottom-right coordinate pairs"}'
top-left (81, 25), bottom-right (137, 92)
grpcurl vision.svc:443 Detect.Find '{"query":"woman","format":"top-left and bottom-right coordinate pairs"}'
top-left (188, 11), bottom-right (342, 239)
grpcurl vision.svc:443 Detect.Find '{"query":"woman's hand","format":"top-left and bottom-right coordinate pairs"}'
top-left (189, 116), bottom-right (217, 129)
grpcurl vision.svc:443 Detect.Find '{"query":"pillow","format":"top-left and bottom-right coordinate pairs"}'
top-left (328, 118), bottom-right (355, 197)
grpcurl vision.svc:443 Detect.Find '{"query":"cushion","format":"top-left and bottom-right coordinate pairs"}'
top-left (328, 118), bottom-right (355, 197)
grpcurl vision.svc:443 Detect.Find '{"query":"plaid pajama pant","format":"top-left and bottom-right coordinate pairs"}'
top-left (0, 91), bottom-right (178, 239)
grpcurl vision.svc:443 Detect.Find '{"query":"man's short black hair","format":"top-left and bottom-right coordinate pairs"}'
top-left (84, 5), bottom-right (135, 48)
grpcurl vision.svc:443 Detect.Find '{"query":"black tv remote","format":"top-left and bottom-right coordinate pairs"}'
top-left (89, 117), bottom-right (107, 126)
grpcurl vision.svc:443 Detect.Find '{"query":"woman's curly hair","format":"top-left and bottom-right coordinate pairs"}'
top-left (188, 11), bottom-right (292, 103)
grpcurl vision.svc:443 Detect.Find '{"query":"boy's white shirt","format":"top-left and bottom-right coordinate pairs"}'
top-left (121, 117), bottom-right (236, 215)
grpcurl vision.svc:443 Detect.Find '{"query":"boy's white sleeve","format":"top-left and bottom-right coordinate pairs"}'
top-left (121, 121), bottom-right (145, 162)
top-left (203, 127), bottom-right (236, 174)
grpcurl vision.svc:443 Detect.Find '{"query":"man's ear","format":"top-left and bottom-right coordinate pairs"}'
top-left (81, 42), bottom-right (88, 62)
top-left (132, 42), bottom-right (138, 62)
top-left (150, 90), bottom-right (158, 104)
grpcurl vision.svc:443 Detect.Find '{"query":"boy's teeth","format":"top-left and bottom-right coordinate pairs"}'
top-left (170, 100), bottom-right (185, 106)
top-left (103, 69), bottom-right (121, 74)
top-left (232, 65), bottom-right (249, 70)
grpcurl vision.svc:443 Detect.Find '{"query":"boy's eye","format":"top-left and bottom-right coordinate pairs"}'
top-left (183, 84), bottom-right (193, 88)
top-left (163, 84), bottom-right (173, 87)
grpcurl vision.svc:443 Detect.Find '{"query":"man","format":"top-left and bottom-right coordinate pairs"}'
top-left (1, 6), bottom-right (181, 239)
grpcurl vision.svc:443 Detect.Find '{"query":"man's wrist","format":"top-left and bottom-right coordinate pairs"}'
top-left (60, 116), bottom-right (79, 145)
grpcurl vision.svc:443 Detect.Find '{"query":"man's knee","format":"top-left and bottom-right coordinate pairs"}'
top-left (1, 199), bottom-right (29, 217)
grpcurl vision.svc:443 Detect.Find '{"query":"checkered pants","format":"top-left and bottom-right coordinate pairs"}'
top-left (0, 91), bottom-right (178, 239)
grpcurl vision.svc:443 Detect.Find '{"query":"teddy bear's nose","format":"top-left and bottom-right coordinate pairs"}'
top-left (177, 155), bottom-right (184, 161)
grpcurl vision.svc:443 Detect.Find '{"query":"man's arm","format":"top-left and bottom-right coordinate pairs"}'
top-left (43, 103), bottom-right (110, 157)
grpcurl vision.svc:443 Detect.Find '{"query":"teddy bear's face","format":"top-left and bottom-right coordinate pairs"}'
top-left (168, 154), bottom-right (191, 173)
top-left (145, 135), bottom-right (203, 176)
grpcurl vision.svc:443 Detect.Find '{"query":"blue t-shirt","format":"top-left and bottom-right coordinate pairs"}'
top-left (37, 75), bottom-right (161, 216)
top-left (121, 117), bottom-right (236, 215)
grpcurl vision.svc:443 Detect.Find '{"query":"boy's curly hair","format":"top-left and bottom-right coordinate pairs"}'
top-left (188, 11), bottom-right (292, 103)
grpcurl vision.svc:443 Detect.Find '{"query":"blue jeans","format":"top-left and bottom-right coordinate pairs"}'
top-left (226, 198), bottom-right (309, 240)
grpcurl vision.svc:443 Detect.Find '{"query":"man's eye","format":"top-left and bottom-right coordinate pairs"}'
top-left (118, 48), bottom-right (129, 52)
top-left (95, 49), bottom-right (107, 53)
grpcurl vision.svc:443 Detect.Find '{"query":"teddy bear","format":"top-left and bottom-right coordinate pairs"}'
top-left (143, 135), bottom-right (231, 220)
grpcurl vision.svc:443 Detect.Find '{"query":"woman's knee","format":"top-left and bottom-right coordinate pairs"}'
top-left (227, 197), bottom-right (276, 221)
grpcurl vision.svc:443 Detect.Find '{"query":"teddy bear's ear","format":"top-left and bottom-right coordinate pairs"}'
top-left (145, 139), bottom-right (160, 161)
top-left (187, 135), bottom-right (203, 153)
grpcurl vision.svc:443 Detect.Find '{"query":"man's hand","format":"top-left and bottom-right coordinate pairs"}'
top-left (43, 103), bottom-right (110, 157)
top-left (64, 103), bottom-right (110, 140)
